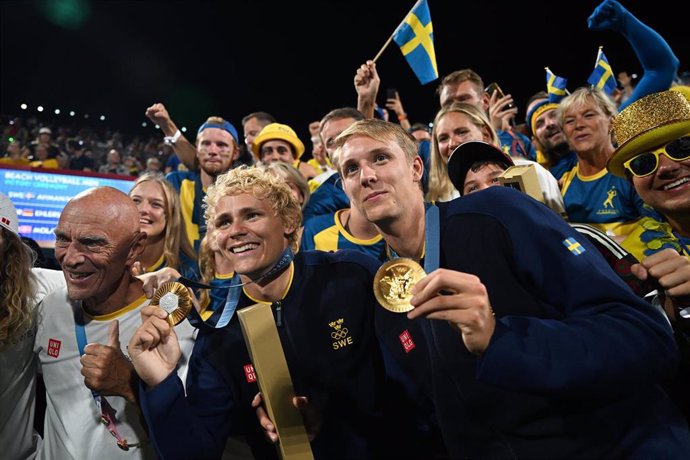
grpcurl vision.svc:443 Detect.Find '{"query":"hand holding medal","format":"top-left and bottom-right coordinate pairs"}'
top-left (149, 281), bottom-right (192, 326)
top-left (374, 258), bottom-right (426, 313)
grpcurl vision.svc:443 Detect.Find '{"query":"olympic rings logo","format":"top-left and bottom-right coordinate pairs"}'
top-left (330, 328), bottom-right (349, 339)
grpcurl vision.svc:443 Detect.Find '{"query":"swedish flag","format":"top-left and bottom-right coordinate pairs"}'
top-left (563, 237), bottom-right (586, 256)
top-left (587, 47), bottom-right (617, 96)
top-left (545, 67), bottom-right (568, 103)
top-left (393, 0), bottom-right (438, 85)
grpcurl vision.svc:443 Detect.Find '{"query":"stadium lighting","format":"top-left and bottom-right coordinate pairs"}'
top-left (20, 103), bottom-right (28, 110)
top-left (37, 106), bottom-right (44, 112)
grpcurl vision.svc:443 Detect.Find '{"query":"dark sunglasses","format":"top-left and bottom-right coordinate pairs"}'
top-left (623, 136), bottom-right (690, 178)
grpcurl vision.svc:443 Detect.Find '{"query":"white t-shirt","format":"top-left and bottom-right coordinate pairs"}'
top-left (34, 287), bottom-right (196, 460)
top-left (0, 268), bottom-right (65, 460)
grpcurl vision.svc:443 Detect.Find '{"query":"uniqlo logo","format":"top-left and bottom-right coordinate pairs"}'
top-left (399, 330), bottom-right (415, 353)
top-left (244, 364), bottom-right (256, 383)
top-left (47, 338), bottom-right (61, 358)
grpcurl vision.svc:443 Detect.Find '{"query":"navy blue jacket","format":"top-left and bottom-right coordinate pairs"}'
top-left (140, 250), bottom-right (431, 459)
top-left (377, 187), bottom-right (690, 458)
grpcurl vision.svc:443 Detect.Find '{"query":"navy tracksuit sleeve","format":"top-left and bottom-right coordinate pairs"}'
top-left (138, 335), bottom-right (238, 460)
top-left (447, 188), bottom-right (679, 399)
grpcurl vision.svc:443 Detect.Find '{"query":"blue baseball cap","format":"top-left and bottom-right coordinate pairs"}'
top-left (197, 119), bottom-right (239, 143)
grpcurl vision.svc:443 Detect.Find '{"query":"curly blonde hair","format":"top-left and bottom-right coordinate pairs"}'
top-left (204, 166), bottom-right (302, 252)
top-left (0, 228), bottom-right (36, 348)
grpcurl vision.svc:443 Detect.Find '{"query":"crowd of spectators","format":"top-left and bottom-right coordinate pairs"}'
top-left (0, 113), bottom-right (180, 177)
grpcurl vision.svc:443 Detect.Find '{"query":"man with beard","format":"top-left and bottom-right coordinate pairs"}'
top-left (153, 110), bottom-right (240, 251)
top-left (525, 92), bottom-right (577, 181)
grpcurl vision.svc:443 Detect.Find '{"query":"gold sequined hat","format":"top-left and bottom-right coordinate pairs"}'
top-left (608, 90), bottom-right (690, 178)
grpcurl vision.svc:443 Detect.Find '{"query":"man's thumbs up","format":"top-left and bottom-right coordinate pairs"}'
top-left (107, 319), bottom-right (121, 350)
top-left (80, 319), bottom-right (137, 402)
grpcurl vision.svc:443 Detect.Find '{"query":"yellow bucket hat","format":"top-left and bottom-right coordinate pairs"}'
top-left (251, 123), bottom-right (305, 161)
top-left (608, 89), bottom-right (690, 178)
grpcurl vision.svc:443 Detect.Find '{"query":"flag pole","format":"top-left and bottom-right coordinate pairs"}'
top-left (372, 35), bottom-right (394, 63)
top-left (372, 0), bottom-right (422, 63)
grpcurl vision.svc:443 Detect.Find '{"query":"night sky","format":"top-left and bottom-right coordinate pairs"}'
top-left (1, 0), bottom-right (686, 143)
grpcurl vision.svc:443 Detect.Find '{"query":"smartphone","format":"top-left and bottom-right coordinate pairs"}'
top-left (485, 82), bottom-right (514, 109)
top-left (485, 82), bottom-right (505, 99)
top-left (386, 88), bottom-right (397, 100)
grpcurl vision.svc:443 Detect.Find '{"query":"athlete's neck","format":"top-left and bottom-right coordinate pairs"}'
top-left (340, 208), bottom-right (379, 240)
top-left (378, 200), bottom-right (426, 262)
top-left (241, 261), bottom-right (292, 303)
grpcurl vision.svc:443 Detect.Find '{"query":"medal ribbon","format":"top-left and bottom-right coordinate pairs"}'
top-left (178, 247), bottom-right (295, 328)
top-left (388, 203), bottom-right (440, 273)
top-left (74, 309), bottom-right (145, 451)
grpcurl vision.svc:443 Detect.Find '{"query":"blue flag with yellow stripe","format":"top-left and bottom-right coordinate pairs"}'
top-left (587, 47), bottom-right (617, 96)
top-left (393, 0), bottom-right (438, 85)
top-left (563, 237), bottom-right (586, 256)
top-left (545, 67), bottom-right (568, 103)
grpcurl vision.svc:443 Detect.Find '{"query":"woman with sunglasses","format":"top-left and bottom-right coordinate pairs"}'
top-left (608, 88), bottom-right (690, 423)
top-left (556, 86), bottom-right (648, 242)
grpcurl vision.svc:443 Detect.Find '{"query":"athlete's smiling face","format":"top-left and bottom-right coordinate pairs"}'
top-left (213, 192), bottom-right (293, 280)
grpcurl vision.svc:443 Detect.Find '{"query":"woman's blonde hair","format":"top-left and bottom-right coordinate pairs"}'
top-left (0, 228), bottom-right (36, 348)
top-left (556, 86), bottom-right (618, 127)
top-left (197, 229), bottom-right (216, 309)
top-left (259, 162), bottom-right (311, 210)
top-left (205, 166), bottom-right (302, 252)
top-left (427, 102), bottom-right (498, 202)
top-left (129, 173), bottom-right (196, 271)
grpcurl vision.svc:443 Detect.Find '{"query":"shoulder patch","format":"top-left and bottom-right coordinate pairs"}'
top-left (563, 237), bottom-right (586, 256)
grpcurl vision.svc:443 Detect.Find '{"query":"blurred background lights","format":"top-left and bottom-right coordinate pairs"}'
top-left (37, 106), bottom-right (44, 112)
top-left (20, 103), bottom-right (28, 110)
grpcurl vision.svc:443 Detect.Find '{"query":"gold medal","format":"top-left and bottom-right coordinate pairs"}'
top-left (373, 258), bottom-right (426, 313)
top-left (149, 281), bottom-right (192, 327)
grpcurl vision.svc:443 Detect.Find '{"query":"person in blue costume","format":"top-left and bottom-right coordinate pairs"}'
top-left (327, 119), bottom-right (690, 458)
top-left (588, 0), bottom-right (679, 112)
top-left (129, 166), bottom-right (436, 460)
top-left (525, 0), bottom-right (680, 181)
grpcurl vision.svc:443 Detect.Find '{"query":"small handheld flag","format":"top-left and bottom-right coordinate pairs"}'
top-left (587, 47), bottom-right (617, 96)
top-left (390, 0), bottom-right (438, 85)
top-left (545, 67), bottom-right (568, 103)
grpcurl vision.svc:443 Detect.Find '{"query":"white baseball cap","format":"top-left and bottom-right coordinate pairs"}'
top-left (0, 192), bottom-right (19, 235)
